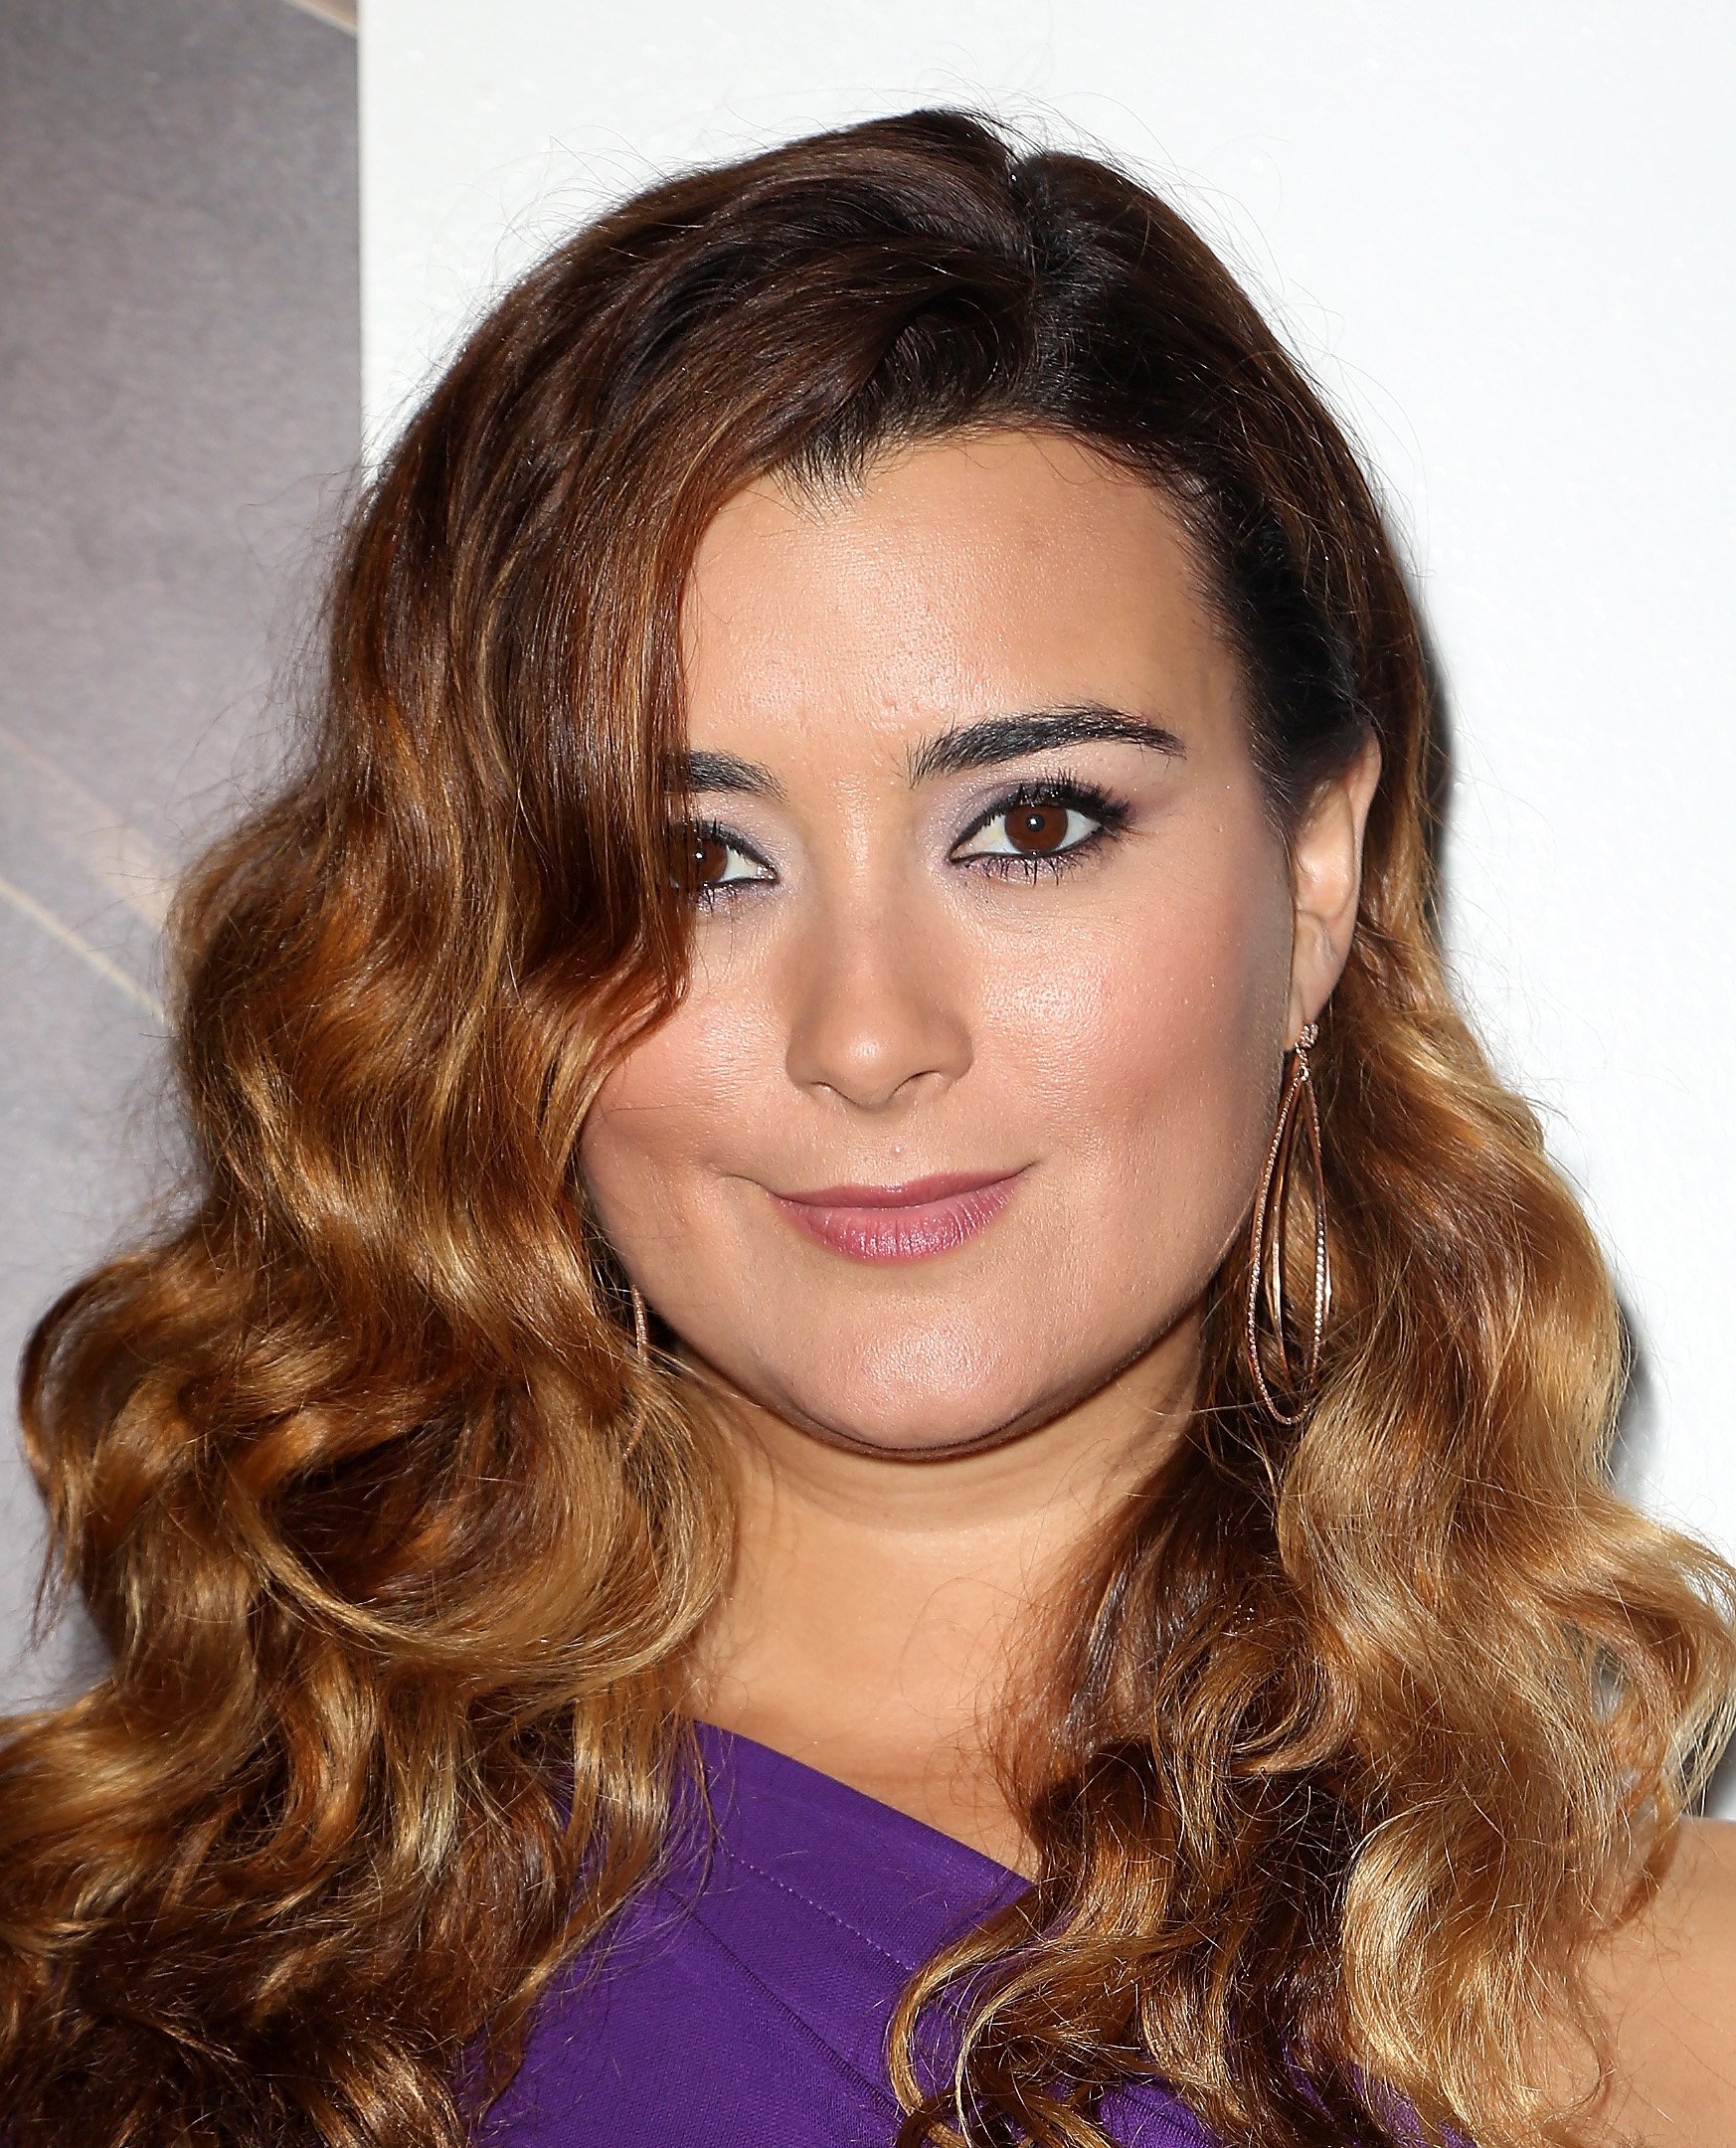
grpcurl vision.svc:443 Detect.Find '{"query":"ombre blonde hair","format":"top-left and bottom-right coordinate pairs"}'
top-left (4, 110), bottom-right (1733, 2148)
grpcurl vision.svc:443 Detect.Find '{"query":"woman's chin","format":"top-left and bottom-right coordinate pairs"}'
top-left (760, 1366), bottom-right (1064, 1460)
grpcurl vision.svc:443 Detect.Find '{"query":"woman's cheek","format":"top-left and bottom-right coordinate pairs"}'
top-left (996, 877), bottom-right (1287, 1260)
top-left (580, 996), bottom-right (759, 1246)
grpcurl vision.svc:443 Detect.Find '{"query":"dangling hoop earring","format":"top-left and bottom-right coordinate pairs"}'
top-left (1244, 1020), bottom-right (1331, 1426)
top-left (614, 1284), bottom-right (655, 1463)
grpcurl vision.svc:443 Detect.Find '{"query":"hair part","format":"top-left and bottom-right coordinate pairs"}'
top-left (4, 107), bottom-right (1733, 2148)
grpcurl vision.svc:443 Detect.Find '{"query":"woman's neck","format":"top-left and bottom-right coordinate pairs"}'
top-left (687, 1318), bottom-right (1199, 1871)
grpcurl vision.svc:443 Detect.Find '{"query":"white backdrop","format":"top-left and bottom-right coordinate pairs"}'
top-left (361, 1), bottom-right (1736, 1803)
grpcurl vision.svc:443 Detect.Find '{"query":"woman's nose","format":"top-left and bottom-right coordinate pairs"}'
top-left (781, 893), bottom-right (973, 1112)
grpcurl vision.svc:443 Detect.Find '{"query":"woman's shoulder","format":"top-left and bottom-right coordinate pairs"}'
top-left (1583, 1816), bottom-right (1736, 2143)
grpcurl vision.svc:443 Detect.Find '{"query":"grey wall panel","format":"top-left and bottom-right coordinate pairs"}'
top-left (0, 0), bottom-right (359, 1705)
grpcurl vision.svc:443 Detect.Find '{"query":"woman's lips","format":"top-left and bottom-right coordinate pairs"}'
top-left (769, 1170), bottom-right (1022, 1263)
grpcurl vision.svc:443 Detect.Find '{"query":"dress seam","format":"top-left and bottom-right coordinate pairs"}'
top-left (723, 1843), bottom-right (925, 1979)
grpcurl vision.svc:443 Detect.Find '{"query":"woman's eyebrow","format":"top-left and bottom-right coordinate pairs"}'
top-left (908, 705), bottom-right (1184, 782)
top-left (674, 748), bottom-right (785, 800)
top-left (671, 708), bottom-right (1180, 801)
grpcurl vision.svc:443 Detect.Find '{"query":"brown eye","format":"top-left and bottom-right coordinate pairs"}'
top-left (1004, 805), bottom-right (1071, 855)
top-left (670, 823), bottom-right (773, 898)
top-left (953, 792), bottom-right (1109, 869)
top-left (682, 831), bottom-right (732, 889)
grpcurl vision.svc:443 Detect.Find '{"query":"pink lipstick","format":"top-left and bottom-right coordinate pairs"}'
top-left (769, 1170), bottom-right (1021, 1263)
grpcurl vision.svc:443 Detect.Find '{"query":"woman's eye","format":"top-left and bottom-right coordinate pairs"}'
top-left (672, 824), bottom-right (775, 899)
top-left (953, 796), bottom-right (1111, 866)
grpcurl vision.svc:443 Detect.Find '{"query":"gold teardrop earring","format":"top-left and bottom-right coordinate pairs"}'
top-left (1244, 1020), bottom-right (1331, 1426)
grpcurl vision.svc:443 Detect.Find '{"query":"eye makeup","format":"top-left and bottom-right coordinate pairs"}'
top-left (671, 819), bottom-right (777, 904)
top-left (948, 772), bottom-right (1131, 882)
top-left (671, 767), bottom-right (1134, 905)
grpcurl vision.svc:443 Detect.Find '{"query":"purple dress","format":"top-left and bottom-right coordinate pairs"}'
top-left (487, 1720), bottom-right (1220, 2145)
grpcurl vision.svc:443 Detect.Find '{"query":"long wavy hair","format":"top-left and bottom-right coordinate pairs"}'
top-left (4, 109), bottom-right (1733, 2148)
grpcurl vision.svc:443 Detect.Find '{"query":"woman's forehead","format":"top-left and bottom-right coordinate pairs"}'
top-left (678, 429), bottom-right (1241, 763)
top-left (684, 428), bottom-right (1179, 601)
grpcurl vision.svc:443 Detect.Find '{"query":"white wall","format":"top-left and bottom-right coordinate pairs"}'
top-left (361, 2), bottom-right (1736, 1804)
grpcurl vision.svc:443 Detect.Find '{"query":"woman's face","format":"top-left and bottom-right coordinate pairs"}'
top-left (581, 430), bottom-right (1369, 1456)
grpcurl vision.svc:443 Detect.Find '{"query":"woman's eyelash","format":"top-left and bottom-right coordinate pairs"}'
top-left (951, 776), bottom-right (1131, 880)
top-left (674, 775), bottom-right (1132, 903)
top-left (671, 818), bottom-right (775, 905)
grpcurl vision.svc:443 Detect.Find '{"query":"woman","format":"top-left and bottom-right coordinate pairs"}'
top-left (3, 108), bottom-right (1733, 2148)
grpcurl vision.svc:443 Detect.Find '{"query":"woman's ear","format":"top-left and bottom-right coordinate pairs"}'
top-left (1287, 732), bottom-right (1381, 1043)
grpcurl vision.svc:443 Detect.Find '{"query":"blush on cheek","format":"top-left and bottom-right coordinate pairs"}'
top-left (578, 997), bottom-right (785, 1312)
top-left (1005, 878), bottom-right (1291, 1315)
